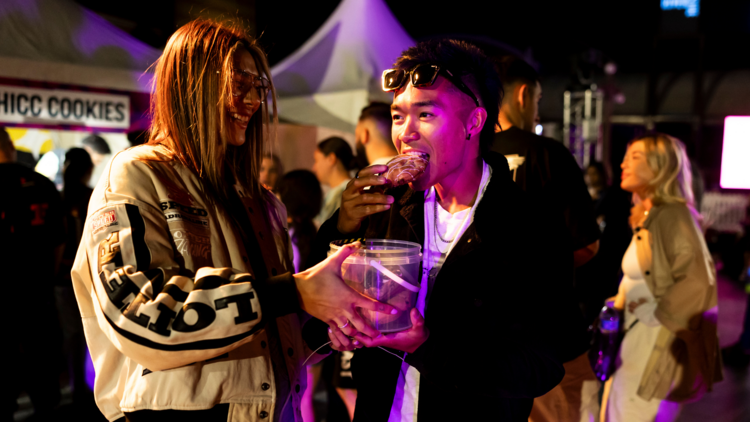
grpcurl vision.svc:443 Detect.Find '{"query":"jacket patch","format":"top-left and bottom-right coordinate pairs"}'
top-left (92, 210), bottom-right (118, 235)
top-left (161, 200), bottom-right (209, 230)
top-left (173, 230), bottom-right (211, 260)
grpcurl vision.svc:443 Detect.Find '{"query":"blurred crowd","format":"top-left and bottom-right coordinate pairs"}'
top-left (1, 20), bottom-right (749, 422)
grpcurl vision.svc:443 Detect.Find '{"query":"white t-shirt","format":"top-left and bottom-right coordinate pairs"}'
top-left (388, 160), bottom-right (492, 422)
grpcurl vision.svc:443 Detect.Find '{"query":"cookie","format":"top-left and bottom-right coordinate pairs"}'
top-left (383, 153), bottom-right (429, 187)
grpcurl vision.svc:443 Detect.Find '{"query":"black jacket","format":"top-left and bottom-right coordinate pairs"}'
top-left (309, 153), bottom-right (565, 421)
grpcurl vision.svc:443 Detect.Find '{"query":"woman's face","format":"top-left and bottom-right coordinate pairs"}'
top-left (312, 149), bottom-right (334, 186)
top-left (259, 157), bottom-right (278, 189)
top-left (227, 47), bottom-right (263, 147)
top-left (620, 141), bottom-right (655, 196)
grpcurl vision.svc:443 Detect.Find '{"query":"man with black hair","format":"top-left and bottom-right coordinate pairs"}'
top-left (355, 102), bottom-right (398, 168)
top-left (309, 40), bottom-right (563, 421)
top-left (492, 56), bottom-right (602, 422)
top-left (1, 127), bottom-right (66, 420)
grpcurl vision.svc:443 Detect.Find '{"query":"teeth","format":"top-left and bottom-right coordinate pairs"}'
top-left (404, 151), bottom-right (430, 160)
top-left (231, 113), bottom-right (249, 123)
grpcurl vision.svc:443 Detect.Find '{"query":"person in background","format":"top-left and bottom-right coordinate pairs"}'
top-left (70, 20), bottom-right (394, 422)
top-left (313, 137), bottom-right (357, 225)
top-left (56, 148), bottom-right (95, 408)
top-left (1, 126), bottom-right (65, 420)
top-left (492, 56), bottom-right (602, 422)
top-left (354, 102), bottom-right (398, 168)
top-left (81, 134), bottom-right (112, 189)
top-left (605, 133), bottom-right (722, 422)
top-left (277, 169), bottom-right (323, 422)
top-left (260, 154), bottom-right (283, 192)
top-left (313, 137), bottom-right (364, 420)
top-left (585, 161), bottom-right (608, 205)
top-left (277, 170), bottom-right (322, 273)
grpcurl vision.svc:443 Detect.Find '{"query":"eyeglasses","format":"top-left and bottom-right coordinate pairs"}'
top-left (232, 70), bottom-right (270, 100)
top-left (381, 64), bottom-right (480, 107)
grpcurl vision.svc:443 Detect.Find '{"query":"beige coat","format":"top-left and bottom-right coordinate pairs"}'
top-left (627, 202), bottom-right (723, 402)
top-left (71, 144), bottom-right (321, 421)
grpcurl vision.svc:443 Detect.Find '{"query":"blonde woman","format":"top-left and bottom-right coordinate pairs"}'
top-left (71, 19), bottom-right (391, 421)
top-left (605, 134), bottom-right (722, 422)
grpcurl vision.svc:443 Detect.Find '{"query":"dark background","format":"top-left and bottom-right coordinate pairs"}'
top-left (73, 0), bottom-right (750, 189)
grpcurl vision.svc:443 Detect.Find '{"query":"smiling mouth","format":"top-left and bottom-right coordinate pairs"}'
top-left (231, 113), bottom-right (250, 123)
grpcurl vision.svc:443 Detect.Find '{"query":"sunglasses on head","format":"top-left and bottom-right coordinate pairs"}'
top-left (382, 64), bottom-right (480, 107)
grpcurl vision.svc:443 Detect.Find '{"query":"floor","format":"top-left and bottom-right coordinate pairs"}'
top-left (674, 273), bottom-right (749, 422)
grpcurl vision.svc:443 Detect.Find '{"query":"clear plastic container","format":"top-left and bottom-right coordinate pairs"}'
top-left (329, 239), bottom-right (422, 332)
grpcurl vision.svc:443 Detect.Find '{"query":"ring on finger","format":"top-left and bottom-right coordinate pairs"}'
top-left (338, 320), bottom-right (350, 329)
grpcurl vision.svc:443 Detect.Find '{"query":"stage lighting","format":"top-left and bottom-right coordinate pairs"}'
top-left (720, 116), bottom-right (750, 190)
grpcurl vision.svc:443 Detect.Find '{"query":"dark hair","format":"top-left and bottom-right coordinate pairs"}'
top-left (64, 148), bottom-right (94, 186)
top-left (495, 56), bottom-right (540, 93)
top-left (359, 102), bottom-right (393, 136)
top-left (0, 126), bottom-right (12, 154)
top-left (317, 136), bottom-right (357, 171)
top-left (63, 147), bottom-right (94, 216)
top-left (277, 170), bottom-right (322, 271)
top-left (393, 39), bottom-right (501, 154)
top-left (586, 161), bottom-right (608, 185)
top-left (81, 134), bottom-right (111, 154)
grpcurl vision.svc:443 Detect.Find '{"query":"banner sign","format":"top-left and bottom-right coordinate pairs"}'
top-left (0, 85), bottom-right (130, 129)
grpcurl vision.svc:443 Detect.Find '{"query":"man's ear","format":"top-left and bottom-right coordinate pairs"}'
top-left (468, 107), bottom-right (488, 139)
top-left (517, 83), bottom-right (529, 110)
top-left (325, 152), bottom-right (337, 166)
top-left (361, 127), bottom-right (370, 145)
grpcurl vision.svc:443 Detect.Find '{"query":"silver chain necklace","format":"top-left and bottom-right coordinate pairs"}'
top-left (432, 190), bottom-right (472, 254)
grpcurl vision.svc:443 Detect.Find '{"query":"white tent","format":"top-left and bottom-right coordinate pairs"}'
top-left (0, 0), bottom-right (161, 93)
top-left (271, 0), bottom-right (414, 133)
top-left (0, 0), bottom-right (162, 184)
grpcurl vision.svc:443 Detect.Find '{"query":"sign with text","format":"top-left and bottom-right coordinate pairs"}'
top-left (0, 85), bottom-right (130, 129)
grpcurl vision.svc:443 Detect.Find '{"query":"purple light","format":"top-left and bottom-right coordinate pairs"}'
top-left (85, 346), bottom-right (96, 391)
top-left (720, 116), bottom-right (750, 190)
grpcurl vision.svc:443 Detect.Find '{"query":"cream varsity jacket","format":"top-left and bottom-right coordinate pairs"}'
top-left (71, 144), bottom-right (322, 421)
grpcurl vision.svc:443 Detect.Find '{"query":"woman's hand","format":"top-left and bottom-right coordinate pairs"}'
top-left (294, 242), bottom-right (397, 339)
top-left (327, 326), bottom-right (363, 352)
top-left (337, 165), bottom-right (393, 234)
top-left (628, 297), bottom-right (648, 313)
top-left (352, 308), bottom-right (429, 354)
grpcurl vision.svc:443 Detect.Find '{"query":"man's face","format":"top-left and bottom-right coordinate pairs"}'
top-left (521, 81), bottom-right (542, 132)
top-left (353, 121), bottom-right (369, 168)
top-left (391, 75), bottom-right (477, 191)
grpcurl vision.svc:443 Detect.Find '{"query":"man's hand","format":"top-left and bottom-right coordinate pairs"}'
top-left (337, 165), bottom-right (394, 234)
top-left (294, 242), bottom-right (397, 339)
top-left (351, 308), bottom-right (429, 354)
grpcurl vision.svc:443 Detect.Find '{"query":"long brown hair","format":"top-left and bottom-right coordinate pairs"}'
top-left (148, 19), bottom-right (277, 206)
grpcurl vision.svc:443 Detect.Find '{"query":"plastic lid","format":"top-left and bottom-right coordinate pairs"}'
top-left (329, 238), bottom-right (422, 264)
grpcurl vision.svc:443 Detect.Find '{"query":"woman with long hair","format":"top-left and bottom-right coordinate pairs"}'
top-left (71, 19), bottom-right (389, 422)
top-left (604, 134), bottom-right (722, 422)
